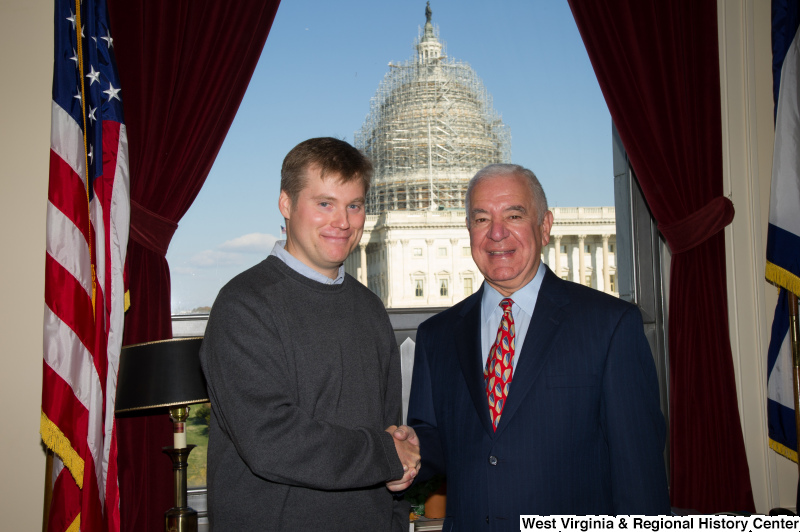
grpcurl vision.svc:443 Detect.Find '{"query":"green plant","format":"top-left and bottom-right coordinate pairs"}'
top-left (403, 474), bottom-right (445, 516)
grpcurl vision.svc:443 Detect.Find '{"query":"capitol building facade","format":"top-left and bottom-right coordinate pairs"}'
top-left (345, 4), bottom-right (616, 308)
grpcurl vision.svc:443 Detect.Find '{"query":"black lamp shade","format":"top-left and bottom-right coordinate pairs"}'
top-left (115, 337), bottom-right (208, 413)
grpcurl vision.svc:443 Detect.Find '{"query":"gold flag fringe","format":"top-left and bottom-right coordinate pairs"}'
top-left (66, 514), bottom-right (80, 532)
top-left (769, 438), bottom-right (798, 463)
top-left (766, 261), bottom-right (800, 297)
top-left (40, 411), bottom-right (84, 488)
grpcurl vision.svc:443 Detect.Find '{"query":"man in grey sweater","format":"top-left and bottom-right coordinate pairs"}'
top-left (200, 137), bottom-right (419, 530)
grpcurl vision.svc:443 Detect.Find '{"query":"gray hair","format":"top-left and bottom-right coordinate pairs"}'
top-left (465, 163), bottom-right (549, 226)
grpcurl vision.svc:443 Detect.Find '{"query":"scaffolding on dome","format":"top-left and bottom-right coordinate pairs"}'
top-left (355, 21), bottom-right (511, 215)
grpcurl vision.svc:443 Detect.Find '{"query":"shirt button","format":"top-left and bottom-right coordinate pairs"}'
top-left (489, 455), bottom-right (498, 466)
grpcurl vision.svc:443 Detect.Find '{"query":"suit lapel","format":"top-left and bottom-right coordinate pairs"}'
top-left (455, 286), bottom-right (496, 437)
top-left (494, 267), bottom-right (569, 438)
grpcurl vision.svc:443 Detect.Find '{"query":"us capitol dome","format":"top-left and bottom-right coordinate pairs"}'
top-left (355, 1), bottom-right (510, 214)
top-left (345, 3), bottom-right (617, 309)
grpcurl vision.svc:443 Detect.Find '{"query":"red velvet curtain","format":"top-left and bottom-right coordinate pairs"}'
top-left (107, 1), bottom-right (280, 530)
top-left (568, 0), bottom-right (754, 513)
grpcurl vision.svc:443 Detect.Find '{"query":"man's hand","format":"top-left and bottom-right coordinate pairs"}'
top-left (385, 425), bottom-right (420, 492)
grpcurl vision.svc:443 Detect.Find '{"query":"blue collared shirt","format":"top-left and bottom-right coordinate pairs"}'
top-left (480, 263), bottom-right (546, 370)
top-left (269, 240), bottom-right (345, 285)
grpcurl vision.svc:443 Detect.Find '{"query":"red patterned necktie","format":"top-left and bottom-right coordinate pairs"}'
top-left (484, 298), bottom-right (515, 431)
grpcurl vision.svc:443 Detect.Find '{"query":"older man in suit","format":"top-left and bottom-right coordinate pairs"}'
top-left (406, 163), bottom-right (670, 528)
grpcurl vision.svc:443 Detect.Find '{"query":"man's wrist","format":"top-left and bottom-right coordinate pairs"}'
top-left (379, 429), bottom-right (406, 480)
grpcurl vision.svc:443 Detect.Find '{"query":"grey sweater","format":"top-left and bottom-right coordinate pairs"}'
top-left (200, 256), bottom-right (408, 530)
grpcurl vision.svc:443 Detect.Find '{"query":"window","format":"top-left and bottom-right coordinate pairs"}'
top-left (162, 1), bottom-right (632, 501)
top-left (464, 277), bottom-right (473, 296)
top-left (440, 279), bottom-right (448, 296)
top-left (609, 274), bottom-right (616, 292)
top-left (584, 275), bottom-right (592, 287)
top-left (187, 402), bottom-right (210, 489)
top-left (584, 244), bottom-right (591, 253)
top-left (609, 243), bottom-right (615, 253)
top-left (438, 247), bottom-right (448, 257)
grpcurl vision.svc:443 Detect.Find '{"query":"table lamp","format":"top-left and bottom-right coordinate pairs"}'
top-left (115, 337), bottom-right (208, 532)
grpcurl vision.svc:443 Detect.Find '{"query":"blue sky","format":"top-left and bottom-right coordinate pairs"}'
top-left (166, 0), bottom-right (612, 312)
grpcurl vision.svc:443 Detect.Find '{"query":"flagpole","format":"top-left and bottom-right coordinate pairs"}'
top-left (791, 292), bottom-right (800, 478)
top-left (42, 449), bottom-right (53, 531)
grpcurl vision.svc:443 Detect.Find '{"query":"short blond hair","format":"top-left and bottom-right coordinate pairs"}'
top-left (281, 137), bottom-right (373, 204)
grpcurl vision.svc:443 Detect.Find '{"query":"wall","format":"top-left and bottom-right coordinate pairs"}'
top-left (0, 0), bottom-right (52, 528)
top-left (719, 0), bottom-right (798, 512)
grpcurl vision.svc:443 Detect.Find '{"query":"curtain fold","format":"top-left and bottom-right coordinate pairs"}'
top-left (568, 0), bottom-right (754, 513)
top-left (107, 1), bottom-right (280, 530)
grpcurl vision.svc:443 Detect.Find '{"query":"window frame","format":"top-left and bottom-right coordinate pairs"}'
top-left (613, 123), bottom-right (670, 471)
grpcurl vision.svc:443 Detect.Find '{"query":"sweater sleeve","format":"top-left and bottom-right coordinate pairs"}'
top-left (379, 313), bottom-right (413, 530)
top-left (200, 281), bottom-right (405, 491)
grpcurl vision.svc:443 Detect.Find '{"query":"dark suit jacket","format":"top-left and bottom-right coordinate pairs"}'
top-left (407, 266), bottom-right (670, 529)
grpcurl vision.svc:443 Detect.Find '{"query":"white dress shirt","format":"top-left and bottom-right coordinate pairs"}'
top-left (480, 263), bottom-right (546, 370)
top-left (269, 240), bottom-right (345, 285)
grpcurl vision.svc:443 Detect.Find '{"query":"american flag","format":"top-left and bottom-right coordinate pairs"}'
top-left (42, 0), bottom-right (129, 529)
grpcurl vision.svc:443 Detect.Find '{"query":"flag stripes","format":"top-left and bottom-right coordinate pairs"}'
top-left (42, 0), bottom-right (128, 529)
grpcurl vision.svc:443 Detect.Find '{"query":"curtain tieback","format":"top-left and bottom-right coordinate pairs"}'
top-left (658, 196), bottom-right (734, 254)
top-left (129, 200), bottom-right (178, 257)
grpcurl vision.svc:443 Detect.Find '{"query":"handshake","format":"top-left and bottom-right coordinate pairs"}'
top-left (385, 425), bottom-right (420, 492)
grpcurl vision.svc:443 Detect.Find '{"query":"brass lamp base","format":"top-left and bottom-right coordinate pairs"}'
top-left (165, 504), bottom-right (198, 532)
top-left (163, 445), bottom-right (197, 532)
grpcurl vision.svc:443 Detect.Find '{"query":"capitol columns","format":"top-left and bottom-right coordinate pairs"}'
top-left (359, 243), bottom-right (368, 286)
top-left (425, 238), bottom-right (435, 305)
top-left (578, 234), bottom-right (587, 286)
top-left (553, 235), bottom-right (562, 277)
top-left (387, 239), bottom-right (397, 307)
top-left (602, 234), bottom-right (611, 293)
top-left (400, 239), bottom-right (409, 302)
top-left (450, 238), bottom-right (459, 303)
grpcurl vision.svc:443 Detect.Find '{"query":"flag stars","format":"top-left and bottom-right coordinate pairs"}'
top-left (70, 48), bottom-right (79, 66)
top-left (65, 11), bottom-right (84, 38)
top-left (103, 82), bottom-right (121, 102)
top-left (86, 66), bottom-right (101, 86)
top-left (100, 30), bottom-right (113, 49)
top-left (88, 106), bottom-right (97, 123)
top-left (88, 145), bottom-right (94, 165)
